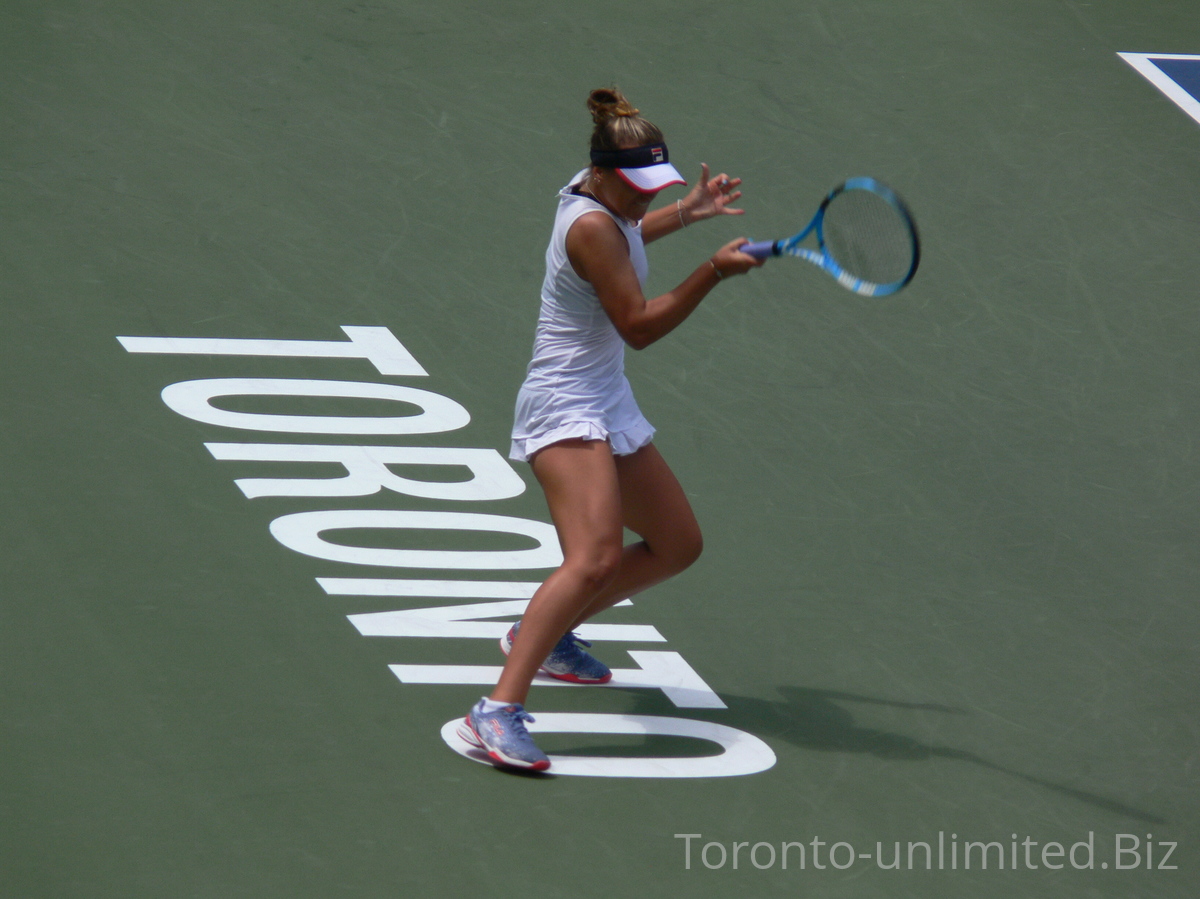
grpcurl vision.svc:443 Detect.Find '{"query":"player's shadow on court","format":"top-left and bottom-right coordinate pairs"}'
top-left (680, 686), bottom-right (1165, 824)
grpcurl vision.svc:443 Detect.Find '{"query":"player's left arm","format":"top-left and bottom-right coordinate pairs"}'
top-left (642, 163), bottom-right (745, 244)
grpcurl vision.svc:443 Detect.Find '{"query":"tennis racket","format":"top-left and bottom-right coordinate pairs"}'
top-left (741, 177), bottom-right (920, 297)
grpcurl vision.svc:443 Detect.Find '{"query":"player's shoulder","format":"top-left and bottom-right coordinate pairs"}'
top-left (569, 206), bottom-right (621, 233)
top-left (566, 209), bottom-right (629, 259)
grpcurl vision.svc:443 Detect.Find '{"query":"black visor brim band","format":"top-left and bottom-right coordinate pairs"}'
top-left (589, 144), bottom-right (670, 169)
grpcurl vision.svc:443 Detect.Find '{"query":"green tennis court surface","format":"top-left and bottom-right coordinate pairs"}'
top-left (3, 2), bottom-right (1198, 896)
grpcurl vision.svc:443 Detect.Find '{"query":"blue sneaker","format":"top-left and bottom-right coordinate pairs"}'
top-left (502, 622), bottom-right (613, 684)
top-left (457, 700), bottom-right (550, 771)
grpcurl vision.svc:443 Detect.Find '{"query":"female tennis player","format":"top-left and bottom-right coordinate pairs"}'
top-left (457, 87), bottom-right (761, 770)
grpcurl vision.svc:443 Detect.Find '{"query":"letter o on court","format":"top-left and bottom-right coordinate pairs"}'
top-left (160, 378), bottom-right (470, 434)
top-left (441, 712), bottom-right (776, 778)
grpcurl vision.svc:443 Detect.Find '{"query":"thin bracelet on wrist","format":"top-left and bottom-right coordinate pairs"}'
top-left (677, 200), bottom-right (688, 228)
top-left (709, 260), bottom-right (723, 280)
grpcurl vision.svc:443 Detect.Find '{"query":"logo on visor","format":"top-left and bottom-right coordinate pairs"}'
top-left (652, 146), bottom-right (665, 163)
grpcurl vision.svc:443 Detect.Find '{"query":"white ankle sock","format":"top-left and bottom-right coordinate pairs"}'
top-left (478, 697), bottom-right (510, 713)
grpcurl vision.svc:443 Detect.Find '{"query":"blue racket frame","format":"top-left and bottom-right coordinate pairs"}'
top-left (742, 177), bottom-right (920, 297)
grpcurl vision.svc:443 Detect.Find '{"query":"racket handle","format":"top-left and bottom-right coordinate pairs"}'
top-left (740, 240), bottom-right (779, 260)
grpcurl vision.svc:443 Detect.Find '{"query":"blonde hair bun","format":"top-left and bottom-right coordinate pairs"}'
top-left (586, 87), bottom-right (663, 152)
top-left (587, 87), bottom-right (639, 125)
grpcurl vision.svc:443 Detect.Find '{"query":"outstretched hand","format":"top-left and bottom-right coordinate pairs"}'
top-left (681, 163), bottom-right (745, 224)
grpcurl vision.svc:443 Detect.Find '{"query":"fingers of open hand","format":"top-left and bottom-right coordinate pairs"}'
top-left (709, 173), bottom-right (743, 214)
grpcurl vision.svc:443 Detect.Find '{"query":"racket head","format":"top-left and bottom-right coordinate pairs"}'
top-left (782, 177), bottom-right (920, 296)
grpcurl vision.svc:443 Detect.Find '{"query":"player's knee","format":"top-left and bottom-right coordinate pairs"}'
top-left (679, 527), bottom-right (704, 571)
top-left (569, 544), bottom-right (622, 595)
top-left (662, 524), bottom-right (703, 575)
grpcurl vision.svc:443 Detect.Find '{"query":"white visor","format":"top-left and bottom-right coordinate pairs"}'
top-left (616, 163), bottom-right (687, 193)
top-left (591, 144), bottom-right (688, 194)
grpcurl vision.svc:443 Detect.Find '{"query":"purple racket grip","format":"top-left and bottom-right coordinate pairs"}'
top-left (740, 240), bottom-right (779, 260)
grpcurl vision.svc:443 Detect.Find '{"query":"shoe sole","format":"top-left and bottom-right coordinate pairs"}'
top-left (457, 716), bottom-right (551, 772)
top-left (500, 634), bottom-right (613, 685)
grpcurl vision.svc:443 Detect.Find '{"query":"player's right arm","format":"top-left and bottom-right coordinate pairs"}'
top-left (567, 212), bottom-right (757, 351)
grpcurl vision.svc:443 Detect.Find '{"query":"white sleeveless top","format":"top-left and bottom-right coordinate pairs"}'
top-left (509, 170), bottom-right (655, 462)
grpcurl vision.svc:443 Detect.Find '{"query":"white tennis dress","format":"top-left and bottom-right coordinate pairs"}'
top-left (509, 170), bottom-right (656, 463)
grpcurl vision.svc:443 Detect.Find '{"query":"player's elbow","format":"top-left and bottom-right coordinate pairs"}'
top-left (618, 322), bottom-right (659, 351)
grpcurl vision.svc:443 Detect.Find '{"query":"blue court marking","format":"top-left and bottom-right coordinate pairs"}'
top-left (1153, 58), bottom-right (1200, 101)
top-left (1118, 52), bottom-right (1200, 127)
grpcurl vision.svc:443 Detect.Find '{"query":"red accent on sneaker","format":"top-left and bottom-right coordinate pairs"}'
top-left (501, 627), bottom-right (612, 683)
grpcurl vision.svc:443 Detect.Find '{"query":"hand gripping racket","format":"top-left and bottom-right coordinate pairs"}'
top-left (742, 177), bottom-right (920, 297)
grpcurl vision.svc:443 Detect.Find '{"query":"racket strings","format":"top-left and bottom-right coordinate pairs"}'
top-left (820, 189), bottom-right (915, 287)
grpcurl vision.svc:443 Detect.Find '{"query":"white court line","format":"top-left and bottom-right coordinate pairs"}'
top-left (1118, 52), bottom-right (1200, 127)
